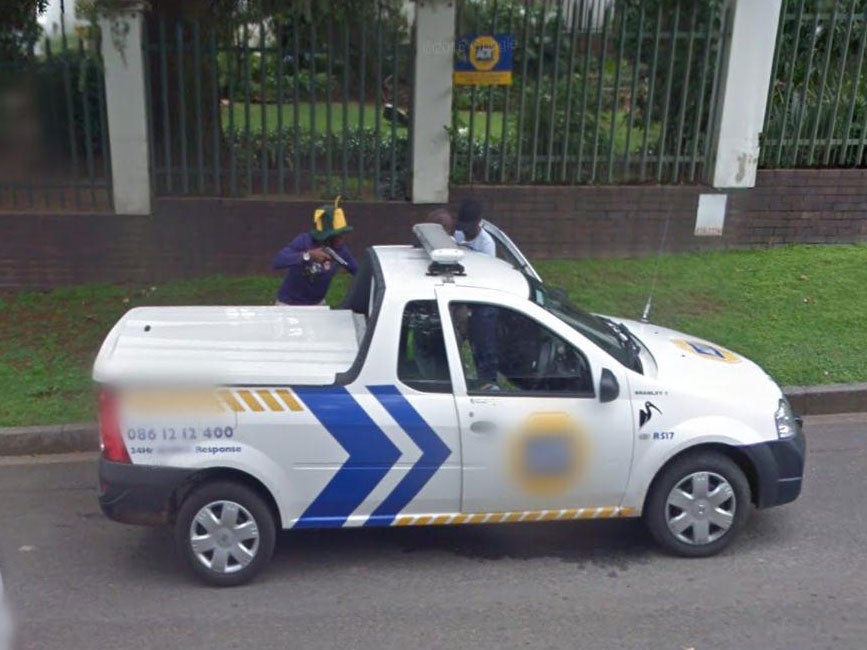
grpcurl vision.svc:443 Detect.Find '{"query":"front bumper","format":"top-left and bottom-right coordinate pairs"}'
top-left (99, 459), bottom-right (196, 526)
top-left (741, 425), bottom-right (806, 509)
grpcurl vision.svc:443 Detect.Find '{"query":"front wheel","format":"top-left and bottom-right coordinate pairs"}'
top-left (644, 452), bottom-right (751, 557)
top-left (175, 481), bottom-right (276, 586)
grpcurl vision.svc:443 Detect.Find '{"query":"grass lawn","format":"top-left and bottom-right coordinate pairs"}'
top-left (1, 244), bottom-right (865, 427)
top-left (221, 101), bottom-right (506, 139)
top-left (222, 101), bottom-right (407, 135)
top-left (221, 102), bottom-right (659, 159)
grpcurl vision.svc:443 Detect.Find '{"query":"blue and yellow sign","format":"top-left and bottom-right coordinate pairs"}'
top-left (454, 33), bottom-right (514, 85)
top-left (672, 338), bottom-right (741, 364)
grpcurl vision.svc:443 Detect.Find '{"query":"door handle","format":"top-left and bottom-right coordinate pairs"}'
top-left (470, 397), bottom-right (495, 405)
top-left (470, 420), bottom-right (497, 434)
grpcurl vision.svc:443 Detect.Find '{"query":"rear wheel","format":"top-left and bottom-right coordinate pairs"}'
top-left (644, 452), bottom-right (750, 557)
top-left (175, 481), bottom-right (276, 586)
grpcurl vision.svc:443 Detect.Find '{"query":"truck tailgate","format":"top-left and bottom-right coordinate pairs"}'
top-left (93, 306), bottom-right (361, 386)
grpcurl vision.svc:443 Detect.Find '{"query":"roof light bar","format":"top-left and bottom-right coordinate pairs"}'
top-left (413, 223), bottom-right (466, 275)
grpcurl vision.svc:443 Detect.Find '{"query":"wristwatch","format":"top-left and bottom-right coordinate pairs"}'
top-left (302, 251), bottom-right (311, 262)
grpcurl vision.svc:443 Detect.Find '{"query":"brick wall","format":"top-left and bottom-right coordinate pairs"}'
top-left (1, 169), bottom-right (866, 290)
top-left (453, 169), bottom-right (867, 258)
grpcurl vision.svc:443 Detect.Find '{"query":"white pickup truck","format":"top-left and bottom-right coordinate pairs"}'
top-left (94, 224), bottom-right (805, 586)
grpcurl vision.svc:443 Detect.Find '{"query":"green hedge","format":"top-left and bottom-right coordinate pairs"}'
top-left (224, 125), bottom-right (408, 199)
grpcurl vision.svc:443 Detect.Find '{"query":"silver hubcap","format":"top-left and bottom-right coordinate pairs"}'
top-left (189, 500), bottom-right (260, 574)
top-left (665, 471), bottom-right (736, 545)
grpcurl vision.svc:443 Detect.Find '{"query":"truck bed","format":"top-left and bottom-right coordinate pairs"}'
top-left (92, 306), bottom-right (363, 386)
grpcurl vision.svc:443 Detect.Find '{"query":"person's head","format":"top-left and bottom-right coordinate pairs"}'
top-left (311, 196), bottom-right (352, 245)
top-left (456, 198), bottom-right (483, 239)
top-left (426, 208), bottom-right (455, 235)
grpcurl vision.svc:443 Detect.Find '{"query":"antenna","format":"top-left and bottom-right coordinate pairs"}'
top-left (640, 213), bottom-right (673, 323)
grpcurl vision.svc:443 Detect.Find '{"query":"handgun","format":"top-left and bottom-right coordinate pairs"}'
top-left (323, 246), bottom-right (349, 268)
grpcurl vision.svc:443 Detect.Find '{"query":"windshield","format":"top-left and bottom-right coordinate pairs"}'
top-left (528, 278), bottom-right (638, 370)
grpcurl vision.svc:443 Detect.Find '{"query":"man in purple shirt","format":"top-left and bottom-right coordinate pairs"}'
top-left (273, 200), bottom-right (358, 305)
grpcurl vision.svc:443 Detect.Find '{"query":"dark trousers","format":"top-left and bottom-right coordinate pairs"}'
top-left (469, 307), bottom-right (498, 383)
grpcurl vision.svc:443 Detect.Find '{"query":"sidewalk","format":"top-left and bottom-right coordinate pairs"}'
top-left (1, 384), bottom-right (865, 457)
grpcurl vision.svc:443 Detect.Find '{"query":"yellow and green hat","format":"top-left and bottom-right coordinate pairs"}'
top-left (311, 196), bottom-right (352, 242)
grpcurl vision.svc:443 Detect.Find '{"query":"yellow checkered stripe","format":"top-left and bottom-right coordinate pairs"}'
top-left (123, 388), bottom-right (303, 414)
top-left (217, 389), bottom-right (303, 413)
top-left (393, 506), bottom-right (635, 527)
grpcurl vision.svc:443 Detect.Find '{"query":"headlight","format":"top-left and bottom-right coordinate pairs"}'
top-left (774, 398), bottom-right (798, 439)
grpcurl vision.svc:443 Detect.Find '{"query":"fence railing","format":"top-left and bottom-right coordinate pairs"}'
top-left (145, 9), bottom-right (412, 201)
top-left (762, 0), bottom-right (867, 168)
top-left (0, 29), bottom-right (112, 211)
top-left (450, 0), bottom-right (729, 186)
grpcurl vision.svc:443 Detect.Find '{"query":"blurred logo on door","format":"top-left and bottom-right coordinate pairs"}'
top-left (509, 412), bottom-right (590, 496)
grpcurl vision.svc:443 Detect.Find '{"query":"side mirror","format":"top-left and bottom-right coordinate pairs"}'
top-left (599, 368), bottom-right (619, 403)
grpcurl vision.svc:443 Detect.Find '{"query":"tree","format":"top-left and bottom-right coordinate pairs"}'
top-left (0, 0), bottom-right (49, 61)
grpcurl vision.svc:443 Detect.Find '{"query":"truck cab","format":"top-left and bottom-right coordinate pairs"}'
top-left (94, 224), bottom-right (805, 586)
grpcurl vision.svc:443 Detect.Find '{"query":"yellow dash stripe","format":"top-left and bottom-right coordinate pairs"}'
top-left (256, 390), bottom-right (284, 412)
top-left (237, 390), bottom-right (264, 412)
top-left (275, 389), bottom-right (303, 412)
top-left (393, 507), bottom-right (629, 527)
top-left (218, 390), bottom-right (244, 412)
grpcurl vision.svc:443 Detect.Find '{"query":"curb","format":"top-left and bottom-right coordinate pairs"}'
top-left (0, 422), bottom-right (98, 456)
top-left (1, 384), bottom-right (866, 457)
top-left (783, 382), bottom-right (867, 417)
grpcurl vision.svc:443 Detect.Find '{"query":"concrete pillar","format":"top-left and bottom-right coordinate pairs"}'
top-left (99, 6), bottom-right (151, 215)
top-left (410, 0), bottom-right (456, 204)
top-left (710, 0), bottom-right (782, 189)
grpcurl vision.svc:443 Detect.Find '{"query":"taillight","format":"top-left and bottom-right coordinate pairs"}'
top-left (98, 389), bottom-right (130, 464)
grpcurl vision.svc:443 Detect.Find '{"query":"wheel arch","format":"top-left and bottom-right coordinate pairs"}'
top-left (641, 443), bottom-right (760, 514)
top-left (171, 467), bottom-right (282, 526)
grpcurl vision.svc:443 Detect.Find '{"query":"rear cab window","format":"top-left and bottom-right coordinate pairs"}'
top-left (397, 300), bottom-right (451, 393)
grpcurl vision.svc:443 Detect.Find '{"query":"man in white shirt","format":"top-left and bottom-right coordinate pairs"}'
top-left (454, 199), bottom-right (496, 256)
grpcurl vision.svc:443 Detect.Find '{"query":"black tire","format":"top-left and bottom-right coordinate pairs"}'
top-left (175, 481), bottom-right (276, 587)
top-left (644, 451), bottom-right (751, 558)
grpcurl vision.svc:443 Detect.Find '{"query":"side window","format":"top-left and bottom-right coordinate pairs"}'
top-left (449, 302), bottom-right (593, 396)
top-left (397, 300), bottom-right (452, 393)
top-left (492, 237), bottom-right (522, 271)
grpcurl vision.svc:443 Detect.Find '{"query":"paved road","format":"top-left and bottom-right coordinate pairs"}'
top-left (1, 414), bottom-right (865, 650)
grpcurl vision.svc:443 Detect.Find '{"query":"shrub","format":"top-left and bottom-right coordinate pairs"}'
top-left (225, 125), bottom-right (408, 199)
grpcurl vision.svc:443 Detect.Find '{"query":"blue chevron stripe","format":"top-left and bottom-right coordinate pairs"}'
top-left (293, 386), bottom-right (401, 528)
top-left (365, 385), bottom-right (452, 526)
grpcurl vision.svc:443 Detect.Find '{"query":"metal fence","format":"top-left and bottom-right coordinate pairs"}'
top-left (145, 9), bottom-right (412, 201)
top-left (0, 29), bottom-right (112, 211)
top-left (450, 0), bottom-right (730, 186)
top-left (762, 0), bottom-right (867, 168)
